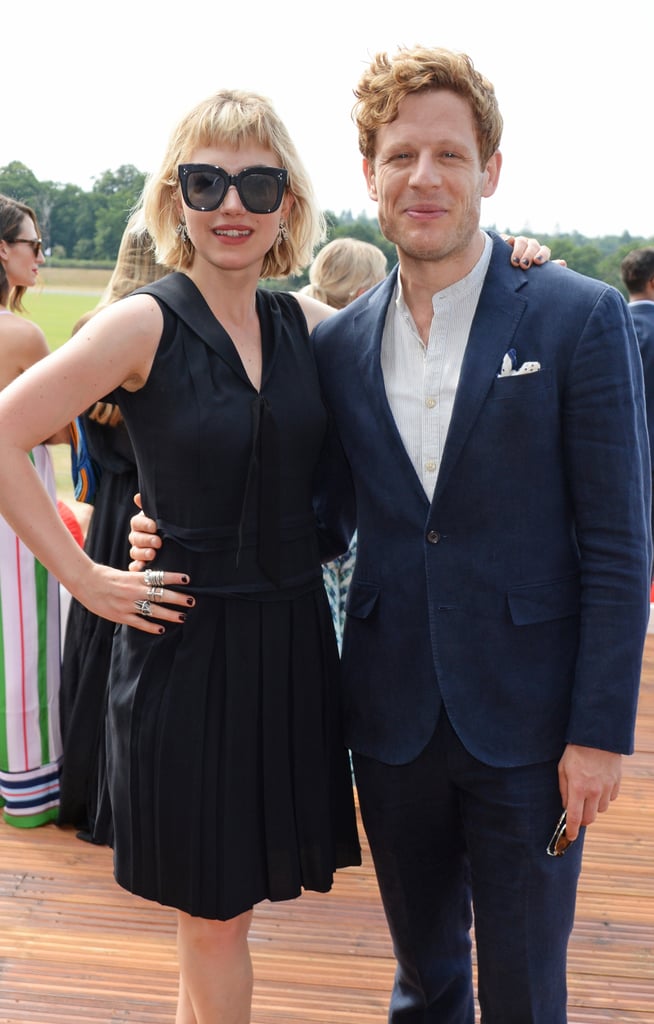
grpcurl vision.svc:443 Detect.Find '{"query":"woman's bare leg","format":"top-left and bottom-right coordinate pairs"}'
top-left (175, 974), bottom-right (197, 1024)
top-left (175, 908), bottom-right (253, 1024)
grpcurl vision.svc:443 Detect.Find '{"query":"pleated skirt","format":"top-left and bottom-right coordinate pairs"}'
top-left (104, 573), bottom-right (361, 920)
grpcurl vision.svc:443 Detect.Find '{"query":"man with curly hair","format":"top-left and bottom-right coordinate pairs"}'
top-left (311, 46), bottom-right (651, 1023)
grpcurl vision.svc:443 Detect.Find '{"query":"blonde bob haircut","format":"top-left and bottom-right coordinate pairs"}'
top-left (303, 238), bottom-right (387, 310)
top-left (141, 89), bottom-right (325, 279)
top-left (353, 45), bottom-right (503, 168)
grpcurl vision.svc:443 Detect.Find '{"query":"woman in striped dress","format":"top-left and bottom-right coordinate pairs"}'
top-left (0, 195), bottom-right (68, 826)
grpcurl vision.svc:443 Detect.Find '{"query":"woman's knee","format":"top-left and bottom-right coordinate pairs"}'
top-left (177, 909), bottom-right (253, 954)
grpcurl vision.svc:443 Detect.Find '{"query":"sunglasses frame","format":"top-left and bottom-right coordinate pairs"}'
top-left (7, 237), bottom-right (43, 257)
top-left (546, 809), bottom-right (573, 857)
top-left (178, 163), bottom-right (288, 215)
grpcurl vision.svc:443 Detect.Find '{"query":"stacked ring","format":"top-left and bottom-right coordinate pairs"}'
top-left (144, 568), bottom-right (165, 587)
top-left (134, 600), bottom-right (152, 617)
top-left (146, 586), bottom-right (165, 601)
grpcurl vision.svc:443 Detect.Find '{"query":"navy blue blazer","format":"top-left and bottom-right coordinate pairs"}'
top-left (313, 234), bottom-right (652, 768)
top-left (629, 300), bottom-right (654, 467)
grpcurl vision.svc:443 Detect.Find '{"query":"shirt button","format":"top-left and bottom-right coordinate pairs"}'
top-left (425, 461), bottom-right (436, 473)
top-left (427, 530), bottom-right (441, 544)
top-left (425, 397), bottom-right (436, 409)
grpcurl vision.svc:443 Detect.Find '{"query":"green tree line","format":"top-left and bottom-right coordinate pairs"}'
top-left (2, 160), bottom-right (653, 297)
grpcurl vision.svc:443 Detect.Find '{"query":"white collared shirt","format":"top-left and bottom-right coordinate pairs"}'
top-left (380, 232), bottom-right (493, 500)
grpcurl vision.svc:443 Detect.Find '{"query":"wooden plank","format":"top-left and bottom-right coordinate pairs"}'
top-left (0, 640), bottom-right (652, 1022)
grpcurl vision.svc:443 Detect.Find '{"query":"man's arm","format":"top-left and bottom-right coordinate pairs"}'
top-left (128, 493), bottom-right (161, 570)
top-left (559, 285), bottom-right (651, 837)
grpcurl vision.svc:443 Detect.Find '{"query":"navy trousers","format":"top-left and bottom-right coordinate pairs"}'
top-left (352, 711), bottom-right (585, 1023)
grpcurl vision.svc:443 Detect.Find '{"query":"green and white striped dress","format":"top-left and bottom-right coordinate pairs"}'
top-left (0, 445), bottom-right (62, 827)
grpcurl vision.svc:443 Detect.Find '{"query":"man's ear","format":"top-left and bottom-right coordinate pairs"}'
top-left (481, 151), bottom-right (502, 199)
top-left (363, 158), bottom-right (378, 202)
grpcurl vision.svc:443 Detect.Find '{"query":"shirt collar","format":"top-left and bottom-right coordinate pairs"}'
top-left (394, 231), bottom-right (493, 315)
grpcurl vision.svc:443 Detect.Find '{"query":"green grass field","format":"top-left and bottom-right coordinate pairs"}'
top-left (27, 291), bottom-right (102, 350)
top-left (27, 267), bottom-right (112, 350)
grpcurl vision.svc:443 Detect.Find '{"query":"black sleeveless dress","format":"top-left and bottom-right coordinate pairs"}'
top-left (105, 273), bottom-right (360, 920)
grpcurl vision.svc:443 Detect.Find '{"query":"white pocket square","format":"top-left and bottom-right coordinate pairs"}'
top-left (497, 350), bottom-right (541, 378)
top-left (512, 361), bottom-right (541, 375)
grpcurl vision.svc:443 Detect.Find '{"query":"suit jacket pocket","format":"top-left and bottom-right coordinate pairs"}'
top-left (507, 574), bottom-right (580, 625)
top-left (345, 580), bottom-right (380, 619)
top-left (491, 367), bottom-right (552, 400)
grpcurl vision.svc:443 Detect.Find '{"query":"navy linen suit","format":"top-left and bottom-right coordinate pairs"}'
top-left (313, 234), bottom-right (651, 1022)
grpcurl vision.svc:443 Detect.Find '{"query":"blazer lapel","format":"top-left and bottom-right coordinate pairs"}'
top-left (352, 268), bottom-right (432, 507)
top-left (433, 245), bottom-right (528, 503)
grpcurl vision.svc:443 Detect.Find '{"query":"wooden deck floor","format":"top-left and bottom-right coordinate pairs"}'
top-left (1, 642), bottom-right (653, 1023)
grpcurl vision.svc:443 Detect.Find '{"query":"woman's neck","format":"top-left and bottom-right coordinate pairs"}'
top-left (186, 264), bottom-right (261, 326)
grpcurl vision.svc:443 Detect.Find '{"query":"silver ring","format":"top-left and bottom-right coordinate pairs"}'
top-left (146, 586), bottom-right (165, 602)
top-left (144, 568), bottom-right (165, 587)
top-left (134, 600), bottom-right (152, 617)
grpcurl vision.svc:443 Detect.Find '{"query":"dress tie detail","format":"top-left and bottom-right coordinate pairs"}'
top-left (237, 394), bottom-right (281, 585)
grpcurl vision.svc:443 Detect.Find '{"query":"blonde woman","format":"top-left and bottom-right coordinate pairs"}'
top-left (301, 236), bottom-right (388, 309)
top-left (0, 94), bottom-right (360, 1023)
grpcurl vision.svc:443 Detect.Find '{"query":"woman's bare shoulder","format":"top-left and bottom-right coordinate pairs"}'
top-left (294, 291), bottom-right (337, 333)
top-left (0, 312), bottom-right (50, 374)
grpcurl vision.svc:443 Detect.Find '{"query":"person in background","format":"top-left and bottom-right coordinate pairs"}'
top-left (301, 236), bottom-right (388, 310)
top-left (621, 246), bottom-right (654, 551)
top-left (0, 90), bottom-right (362, 1024)
top-left (0, 194), bottom-right (70, 827)
top-left (308, 46), bottom-right (651, 1023)
top-left (302, 237), bottom-right (388, 647)
top-left (58, 211), bottom-right (169, 839)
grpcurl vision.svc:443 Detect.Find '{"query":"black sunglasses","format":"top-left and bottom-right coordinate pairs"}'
top-left (178, 163), bottom-right (288, 214)
top-left (7, 237), bottom-right (43, 257)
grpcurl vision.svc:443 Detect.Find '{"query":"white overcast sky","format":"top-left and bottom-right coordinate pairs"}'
top-left (6, 0), bottom-right (652, 239)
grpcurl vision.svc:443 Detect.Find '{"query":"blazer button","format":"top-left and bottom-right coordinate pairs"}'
top-left (427, 530), bottom-right (441, 544)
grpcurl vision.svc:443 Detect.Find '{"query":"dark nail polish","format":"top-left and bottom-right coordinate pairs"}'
top-left (178, 613), bottom-right (187, 623)
top-left (186, 597), bottom-right (194, 606)
top-left (181, 575), bottom-right (190, 584)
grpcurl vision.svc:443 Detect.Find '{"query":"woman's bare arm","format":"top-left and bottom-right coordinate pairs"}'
top-left (0, 296), bottom-right (192, 633)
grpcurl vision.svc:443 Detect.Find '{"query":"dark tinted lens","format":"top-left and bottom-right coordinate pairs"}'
top-left (185, 170), bottom-right (227, 211)
top-left (240, 170), bottom-right (283, 213)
